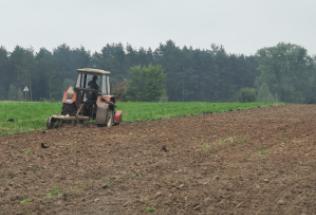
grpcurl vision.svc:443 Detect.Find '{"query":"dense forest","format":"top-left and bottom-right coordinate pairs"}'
top-left (0, 40), bottom-right (315, 103)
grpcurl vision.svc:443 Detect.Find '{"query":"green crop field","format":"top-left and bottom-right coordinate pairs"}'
top-left (0, 101), bottom-right (272, 136)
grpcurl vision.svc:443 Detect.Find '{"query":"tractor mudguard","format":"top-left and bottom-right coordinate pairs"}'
top-left (96, 96), bottom-right (113, 127)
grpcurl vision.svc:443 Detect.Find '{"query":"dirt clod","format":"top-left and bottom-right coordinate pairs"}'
top-left (40, 142), bottom-right (49, 148)
top-left (277, 199), bottom-right (286, 205)
top-left (161, 145), bottom-right (168, 152)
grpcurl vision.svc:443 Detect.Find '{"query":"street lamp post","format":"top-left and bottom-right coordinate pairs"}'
top-left (23, 86), bottom-right (30, 100)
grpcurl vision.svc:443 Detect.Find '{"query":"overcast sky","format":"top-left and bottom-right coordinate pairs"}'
top-left (1, 0), bottom-right (315, 55)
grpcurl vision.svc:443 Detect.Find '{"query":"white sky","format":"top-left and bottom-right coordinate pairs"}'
top-left (1, 0), bottom-right (316, 55)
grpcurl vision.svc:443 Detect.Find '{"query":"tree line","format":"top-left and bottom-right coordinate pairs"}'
top-left (0, 41), bottom-right (315, 103)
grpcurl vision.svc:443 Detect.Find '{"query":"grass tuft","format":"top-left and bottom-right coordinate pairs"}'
top-left (47, 186), bottom-right (63, 199)
top-left (145, 207), bottom-right (156, 213)
top-left (20, 197), bottom-right (32, 205)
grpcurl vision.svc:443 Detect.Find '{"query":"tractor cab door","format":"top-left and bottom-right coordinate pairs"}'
top-left (75, 73), bottom-right (99, 117)
top-left (75, 73), bottom-right (110, 95)
top-left (75, 73), bottom-right (102, 102)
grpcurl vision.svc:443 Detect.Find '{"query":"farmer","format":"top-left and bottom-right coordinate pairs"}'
top-left (86, 75), bottom-right (99, 118)
top-left (88, 75), bottom-right (99, 91)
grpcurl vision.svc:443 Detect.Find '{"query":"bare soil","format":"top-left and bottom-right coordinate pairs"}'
top-left (1, 105), bottom-right (316, 215)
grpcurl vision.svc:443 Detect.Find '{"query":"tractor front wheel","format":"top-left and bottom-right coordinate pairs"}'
top-left (47, 117), bottom-right (61, 129)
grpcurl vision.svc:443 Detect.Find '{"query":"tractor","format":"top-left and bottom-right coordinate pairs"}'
top-left (47, 68), bottom-right (122, 128)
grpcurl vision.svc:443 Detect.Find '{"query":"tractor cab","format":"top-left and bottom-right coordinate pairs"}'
top-left (73, 68), bottom-right (114, 118)
top-left (75, 68), bottom-right (111, 98)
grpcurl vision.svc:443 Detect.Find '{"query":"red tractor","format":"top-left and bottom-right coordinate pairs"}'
top-left (47, 68), bottom-right (122, 128)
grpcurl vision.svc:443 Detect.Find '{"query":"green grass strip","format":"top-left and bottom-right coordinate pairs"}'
top-left (0, 101), bottom-right (272, 136)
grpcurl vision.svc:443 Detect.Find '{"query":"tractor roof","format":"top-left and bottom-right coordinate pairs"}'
top-left (77, 68), bottom-right (111, 75)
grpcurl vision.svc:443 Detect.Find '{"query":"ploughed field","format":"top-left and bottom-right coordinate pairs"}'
top-left (1, 104), bottom-right (316, 214)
